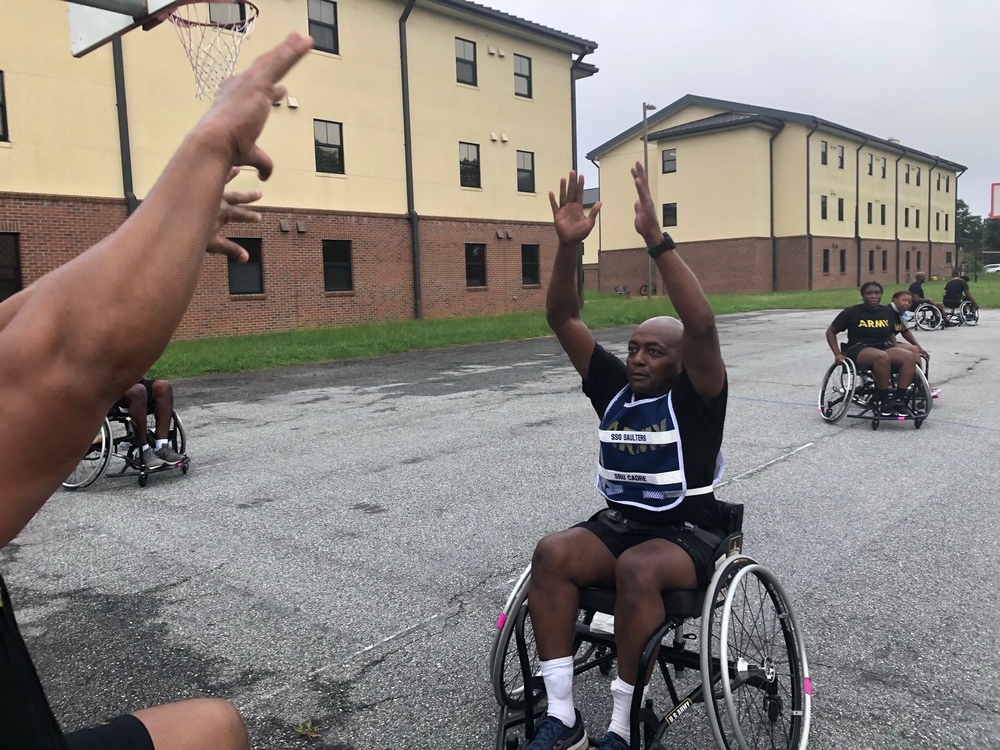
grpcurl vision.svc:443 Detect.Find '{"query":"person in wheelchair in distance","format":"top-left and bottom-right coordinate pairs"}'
top-left (943, 273), bottom-right (978, 318)
top-left (825, 281), bottom-right (927, 417)
top-left (525, 163), bottom-right (728, 750)
top-left (117, 378), bottom-right (187, 469)
top-left (907, 272), bottom-right (947, 322)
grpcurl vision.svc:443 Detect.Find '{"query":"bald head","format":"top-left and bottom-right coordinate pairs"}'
top-left (626, 316), bottom-right (683, 397)
top-left (634, 316), bottom-right (683, 345)
top-left (916, 272), bottom-right (926, 282)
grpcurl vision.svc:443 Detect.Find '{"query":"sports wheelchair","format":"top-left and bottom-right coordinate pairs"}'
top-left (818, 353), bottom-right (932, 430)
top-left (490, 505), bottom-right (811, 750)
top-left (913, 300), bottom-right (978, 331)
top-left (61, 405), bottom-right (189, 490)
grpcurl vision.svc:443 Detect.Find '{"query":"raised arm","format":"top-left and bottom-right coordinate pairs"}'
top-left (546, 171), bottom-right (602, 377)
top-left (630, 162), bottom-right (724, 401)
top-left (0, 33), bottom-right (313, 547)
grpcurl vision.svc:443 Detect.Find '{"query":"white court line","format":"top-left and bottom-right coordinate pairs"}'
top-left (716, 442), bottom-right (813, 488)
top-left (244, 611), bottom-right (448, 708)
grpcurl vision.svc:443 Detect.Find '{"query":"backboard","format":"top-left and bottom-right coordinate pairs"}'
top-left (991, 183), bottom-right (1000, 220)
top-left (67, 0), bottom-right (185, 57)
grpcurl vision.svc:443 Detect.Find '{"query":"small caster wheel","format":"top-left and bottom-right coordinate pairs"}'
top-left (599, 659), bottom-right (612, 676)
top-left (506, 735), bottom-right (519, 750)
top-left (181, 461), bottom-right (189, 475)
top-left (871, 420), bottom-right (879, 431)
top-left (915, 419), bottom-right (923, 429)
top-left (138, 473), bottom-right (148, 487)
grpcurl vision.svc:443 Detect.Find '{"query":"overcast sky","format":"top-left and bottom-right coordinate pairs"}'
top-left (492, 0), bottom-right (1000, 219)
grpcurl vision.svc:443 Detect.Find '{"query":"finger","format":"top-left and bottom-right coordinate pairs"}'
top-left (558, 177), bottom-right (568, 207)
top-left (566, 170), bottom-right (578, 202)
top-left (549, 191), bottom-right (559, 216)
top-left (207, 237), bottom-right (250, 262)
top-left (237, 145), bottom-right (274, 181)
top-left (225, 166), bottom-right (241, 184)
top-left (222, 189), bottom-right (263, 208)
top-left (589, 201), bottom-right (603, 222)
top-left (223, 205), bottom-right (263, 225)
top-left (252, 33), bottom-right (314, 87)
top-left (270, 83), bottom-right (288, 105)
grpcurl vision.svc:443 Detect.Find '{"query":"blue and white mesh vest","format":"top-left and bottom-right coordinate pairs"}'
top-left (594, 385), bottom-right (719, 512)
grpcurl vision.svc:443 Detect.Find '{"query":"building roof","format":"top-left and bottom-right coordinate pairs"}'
top-left (586, 94), bottom-right (966, 171)
top-left (414, 0), bottom-right (598, 55)
top-left (582, 187), bottom-right (600, 206)
top-left (647, 111), bottom-right (784, 141)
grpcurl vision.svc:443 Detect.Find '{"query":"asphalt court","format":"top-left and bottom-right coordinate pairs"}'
top-left (5, 309), bottom-right (999, 749)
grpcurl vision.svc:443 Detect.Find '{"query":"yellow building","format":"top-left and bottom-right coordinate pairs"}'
top-left (586, 95), bottom-right (965, 294)
top-left (0, 0), bottom-right (596, 337)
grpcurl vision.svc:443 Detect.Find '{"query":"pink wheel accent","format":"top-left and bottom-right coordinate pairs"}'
top-left (804, 677), bottom-right (812, 695)
top-left (496, 612), bottom-right (507, 629)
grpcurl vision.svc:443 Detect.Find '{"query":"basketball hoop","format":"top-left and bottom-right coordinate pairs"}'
top-left (167, 0), bottom-right (259, 100)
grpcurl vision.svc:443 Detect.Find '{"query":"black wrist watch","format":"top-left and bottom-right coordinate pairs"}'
top-left (647, 232), bottom-right (676, 258)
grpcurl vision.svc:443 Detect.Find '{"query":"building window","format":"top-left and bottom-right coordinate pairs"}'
top-left (0, 233), bottom-right (21, 301)
top-left (455, 37), bottom-right (477, 86)
top-left (905, 164), bottom-right (910, 184)
top-left (513, 54), bottom-right (532, 98)
top-left (822, 248), bottom-right (830, 274)
top-left (904, 207), bottom-right (909, 228)
top-left (322, 239), bottom-right (352, 291)
top-left (837, 145), bottom-right (844, 169)
top-left (946, 176), bottom-right (950, 193)
top-left (946, 251), bottom-right (953, 264)
top-left (839, 248), bottom-right (846, 275)
top-left (881, 157), bottom-right (887, 178)
top-left (915, 209), bottom-right (920, 229)
top-left (516, 150), bottom-right (535, 193)
top-left (905, 251), bottom-right (910, 271)
top-left (937, 173), bottom-right (941, 191)
top-left (868, 250), bottom-right (874, 273)
top-left (945, 213), bottom-right (949, 231)
top-left (314, 119), bottom-right (344, 174)
top-left (837, 197), bottom-right (844, 222)
top-left (820, 140), bottom-right (828, 165)
top-left (662, 203), bottom-right (677, 227)
top-left (465, 243), bottom-right (486, 287)
top-left (820, 195), bottom-right (828, 220)
top-left (521, 244), bottom-right (540, 285)
top-left (867, 153), bottom-right (873, 176)
top-left (867, 202), bottom-right (873, 224)
top-left (880, 204), bottom-right (886, 226)
top-left (307, 0), bottom-right (339, 55)
top-left (917, 250), bottom-right (922, 269)
top-left (459, 142), bottom-right (481, 188)
top-left (227, 237), bottom-right (263, 294)
top-left (0, 71), bottom-right (7, 142)
top-left (916, 167), bottom-right (921, 186)
top-left (210, 2), bottom-right (248, 23)
top-left (662, 148), bottom-right (677, 174)
top-left (882, 251), bottom-right (887, 272)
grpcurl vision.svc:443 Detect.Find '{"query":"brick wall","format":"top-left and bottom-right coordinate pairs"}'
top-left (774, 236), bottom-right (809, 291)
top-left (0, 193), bottom-right (558, 339)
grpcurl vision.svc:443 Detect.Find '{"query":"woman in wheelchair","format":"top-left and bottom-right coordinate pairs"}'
top-left (526, 164), bottom-right (729, 750)
top-left (825, 282), bottom-right (926, 416)
top-left (117, 378), bottom-right (186, 468)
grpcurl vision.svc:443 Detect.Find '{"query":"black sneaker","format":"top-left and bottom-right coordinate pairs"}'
top-left (592, 731), bottom-right (630, 750)
top-left (525, 710), bottom-right (587, 750)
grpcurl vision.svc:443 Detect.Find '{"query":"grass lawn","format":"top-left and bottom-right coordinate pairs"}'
top-left (150, 275), bottom-right (999, 379)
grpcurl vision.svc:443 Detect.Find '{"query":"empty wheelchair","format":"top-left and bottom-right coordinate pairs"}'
top-left (818, 354), bottom-right (932, 429)
top-left (62, 405), bottom-right (189, 490)
top-left (491, 505), bottom-right (811, 750)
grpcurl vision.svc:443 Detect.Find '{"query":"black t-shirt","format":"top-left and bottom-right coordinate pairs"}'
top-left (908, 281), bottom-right (924, 300)
top-left (943, 278), bottom-right (968, 306)
top-left (0, 574), bottom-right (68, 749)
top-left (830, 304), bottom-right (895, 347)
top-left (888, 304), bottom-right (907, 335)
top-left (581, 343), bottom-right (728, 531)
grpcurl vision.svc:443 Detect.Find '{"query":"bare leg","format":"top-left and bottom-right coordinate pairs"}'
top-left (123, 383), bottom-right (149, 449)
top-left (886, 347), bottom-right (916, 389)
top-left (855, 349), bottom-right (891, 390)
top-left (133, 698), bottom-right (248, 750)
top-left (151, 380), bottom-right (174, 441)
top-left (530, 528), bottom-right (616, 660)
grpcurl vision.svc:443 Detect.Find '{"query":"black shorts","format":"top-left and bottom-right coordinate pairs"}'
top-left (65, 714), bottom-right (153, 750)
top-left (844, 341), bottom-right (892, 364)
top-left (574, 509), bottom-right (722, 589)
top-left (115, 379), bottom-right (156, 414)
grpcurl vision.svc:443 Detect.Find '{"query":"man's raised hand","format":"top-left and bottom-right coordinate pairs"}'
top-left (549, 171), bottom-right (601, 247)
top-left (631, 161), bottom-right (662, 247)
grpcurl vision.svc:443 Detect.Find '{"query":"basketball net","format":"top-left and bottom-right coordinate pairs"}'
top-left (168, 1), bottom-right (259, 100)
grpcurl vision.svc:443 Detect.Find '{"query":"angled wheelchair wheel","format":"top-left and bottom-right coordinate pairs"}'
top-left (908, 366), bottom-right (933, 422)
top-left (62, 418), bottom-right (113, 490)
top-left (715, 562), bottom-right (811, 750)
top-left (818, 359), bottom-right (856, 423)
top-left (146, 410), bottom-right (187, 456)
top-left (914, 304), bottom-right (943, 331)
top-left (960, 301), bottom-right (979, 326)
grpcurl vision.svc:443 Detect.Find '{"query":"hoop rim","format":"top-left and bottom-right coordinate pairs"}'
top-left (167, 0), bottom-right (259, 31)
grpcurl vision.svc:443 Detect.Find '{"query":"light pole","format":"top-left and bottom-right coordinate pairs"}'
top-left (642, 102), bottom-right (657, 300)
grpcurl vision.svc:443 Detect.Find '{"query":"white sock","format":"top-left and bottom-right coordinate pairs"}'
top-left (539, 655), bottom-right (576, 727)
top-left (142, 444), bottom-right (151, 453)
top-left (155, 439), bottom-right (168, 450)
top-left (607, 677), bottom-right (642, 742)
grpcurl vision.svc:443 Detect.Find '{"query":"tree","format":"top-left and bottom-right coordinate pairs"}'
top-left (984, 216), bottom-right (1000, 250)
top-left (956, 199), bottom-right (984, 248)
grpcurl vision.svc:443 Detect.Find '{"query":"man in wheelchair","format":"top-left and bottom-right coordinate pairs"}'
top-left (943, 273), bottom-right (977, 315)
top-left (825, 281), bottom-right (926, 416)
top-left (526, 163), bottom-right (728, 750)
top-left (116, 378), bottom-right (186, 468)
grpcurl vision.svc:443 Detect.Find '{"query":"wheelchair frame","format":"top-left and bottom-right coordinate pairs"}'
top-left (490, 526), bottom-right (811, 750)
top-left (61, 409), bottom-right (189, 490)
top-left (818, 355), bottom-right (932, 430)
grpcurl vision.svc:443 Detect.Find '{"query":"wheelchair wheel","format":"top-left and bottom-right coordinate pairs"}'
top-left (146, 410), bottom-right (187, 456)
top-left (960, 301), bottom-right (979, 326)
top-left (908, 366), bottom-right (933, 421)
top-left (62, 418), bottom-right (113, 490)
top-left (818, 359), bottom-right (856, 423)
top-left (708, 560), bottom-right (811, 750)
top-left (914, 304), bottom-right (943, 331)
